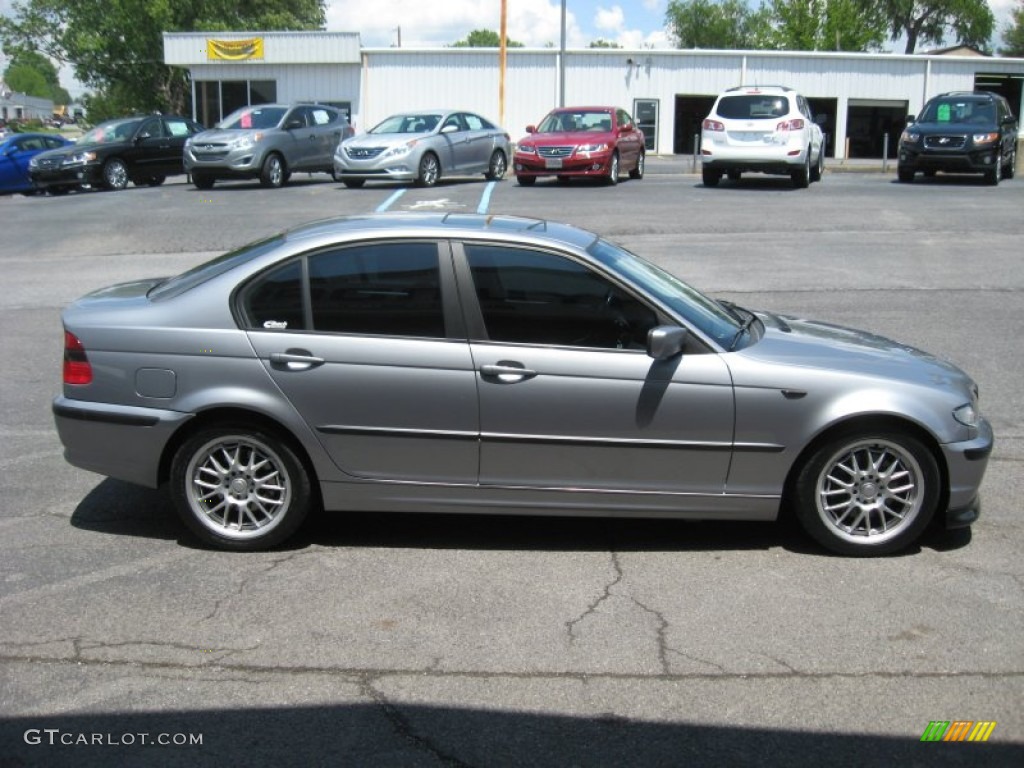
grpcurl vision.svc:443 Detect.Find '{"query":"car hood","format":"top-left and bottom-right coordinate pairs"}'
top-left (519, 130), bottom-right (614, 146)
top-left (742, 311), bottom-right (973, 389)
top-left (344, 133), bottom-right (429, 148)
top-left (192, 128), bottom-right (260, 143)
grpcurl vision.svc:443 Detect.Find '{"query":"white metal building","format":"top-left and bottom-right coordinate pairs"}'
top-left (164, 31), bottom-right (1024, 160)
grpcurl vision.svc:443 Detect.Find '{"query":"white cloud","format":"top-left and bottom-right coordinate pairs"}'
top-left (595, 6), bottom-right (626, 33)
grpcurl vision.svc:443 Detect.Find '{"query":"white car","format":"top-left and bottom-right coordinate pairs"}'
top-left (700, 86), bottom-right (825, 188)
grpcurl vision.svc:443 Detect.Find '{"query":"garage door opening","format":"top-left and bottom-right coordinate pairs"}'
top-left (845, 101), bottom-right (908, 159)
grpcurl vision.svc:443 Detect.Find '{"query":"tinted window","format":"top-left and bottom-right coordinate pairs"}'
top-left (309, 243), bottom-right (444, 337)
top-left (716, 96), bottom-right (790, 119)
top-left (243, 260), bottom-right (306, 331)
top-left (466, 245), bottom-right (657, 349)
top-left (149, 235), bottom-right (284, 301)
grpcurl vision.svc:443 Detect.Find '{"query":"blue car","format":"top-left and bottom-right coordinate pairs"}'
top-left (0, 133), bottom-right (74, 195)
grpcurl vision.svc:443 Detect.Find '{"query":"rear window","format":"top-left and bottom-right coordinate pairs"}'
top-left (715, 95), bottom-right (790, 120)
top-left (148, 236), bottom-right (284, 301)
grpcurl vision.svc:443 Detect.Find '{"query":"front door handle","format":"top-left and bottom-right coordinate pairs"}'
top-left (480, 362), bottom-right (537, 383)
top-left (270, 350), bottom-right (325, 371)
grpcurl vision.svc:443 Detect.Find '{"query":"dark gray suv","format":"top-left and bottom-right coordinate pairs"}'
top-left (898, 91), bottom-right (1018, 185)
top-left (185, 103), bottom-right (353, 189)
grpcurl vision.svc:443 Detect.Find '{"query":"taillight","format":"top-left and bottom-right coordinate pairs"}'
top-left (703, 119), bottom-right (725, 132)
top-left (776, 119), bottom-right (805, 132)
top-left (63, 330), bottom-right (92, 385)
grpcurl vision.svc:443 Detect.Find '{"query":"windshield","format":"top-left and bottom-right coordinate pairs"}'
top-left (918, 99), bottom-right (994, 125)
top-left (537, 110), bottom-right (613, 133)
top-left (219, 106), bottom-right (287, 130)
top-left (588, 238), bottom-right (742, 349)
top-left (371, 114), bottom-right (441, 134)
top-left (148, 235), bottom-right (284, 301)
top-left (79, 119), bottom-right (143, 145)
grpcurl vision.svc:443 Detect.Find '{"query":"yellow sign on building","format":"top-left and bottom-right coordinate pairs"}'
top-left (207, 38), bottom-right (264, 61)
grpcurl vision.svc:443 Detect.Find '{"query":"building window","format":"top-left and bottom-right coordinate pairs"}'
top-left (194, 80), bottom-right (278, 126)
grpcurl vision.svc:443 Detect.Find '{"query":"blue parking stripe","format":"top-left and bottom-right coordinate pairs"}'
top-left (376, 189), bottom-right (406, 212)
top-left (477, 181), bottom-right (496, 214)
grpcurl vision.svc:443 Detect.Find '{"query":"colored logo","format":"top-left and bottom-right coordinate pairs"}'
top-left (920, 721), bottom-right (997, 742)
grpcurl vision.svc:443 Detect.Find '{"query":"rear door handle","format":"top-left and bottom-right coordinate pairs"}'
top-left (270, 350), bottom-right (325, 371)
top-left (480, 362), bottom-right (537, 383)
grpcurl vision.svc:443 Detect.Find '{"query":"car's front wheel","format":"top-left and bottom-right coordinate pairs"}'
top-left (415, 152), bottom-right (440, 187)
top-left (260, 153), bottom-right (287, 188)
top-left (516, 175), bottom-right (536, 186)
top-left (485, 149), bottom-right (507, 181)
top-left (342, 179), bottom-right (366, 189)
top-left (986, 154), bottom-right (1001, 186)
top-left (793, 431), bottom-right (939, 556)
top-left (170, 426), bottom-right (313, 551)
top-left (192, 172), bottom-right (215, 190)
top-left (605, 151), bottom-right (619, 185)
top-left (102, 158), bottom-right (129, 191)
top-left (897, 166), bottom-right (915, 183)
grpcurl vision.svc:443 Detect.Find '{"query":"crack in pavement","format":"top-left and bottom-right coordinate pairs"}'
top-left (202, 550), bottom-right (314, 622)
top-left (565, 552), bottom-right (624, 644)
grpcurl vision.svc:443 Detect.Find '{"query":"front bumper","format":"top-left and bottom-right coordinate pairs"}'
top-left (898, 145), bottom-right (999, 174)
top-left (53, 396), bottom-right (193, 488)
top-left (514, 150), bottom-right (614, 178)
top-left (941, 417), bottom-right (993, 528)
top-left (185, 149), bottom-right (266, 178)
top-left (333, 157), bottom-right (417, 182)
top-left (29, 164), bottom-right (103, 188)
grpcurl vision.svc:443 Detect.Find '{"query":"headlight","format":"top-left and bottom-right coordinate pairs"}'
top-left (516, 143), bottom-right (536, 155)
top-left (382, 140), bottom-right (416, 159)
top-left (972, 132), bottom-right (999, 145)
top-left (62, 151), bottom-right (97, 166)
top-left (953, 403), bottom-right (979, 427)
top-left (228, 133), bottom-right (260, 151)
top-left (576, 143), bottom-right (609, 154)
top-left (900, 130), bottom-right (919, 144)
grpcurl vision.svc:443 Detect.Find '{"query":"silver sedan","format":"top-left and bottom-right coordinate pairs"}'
top-left (53, 214), bottom-right (991, 555)
top-left (333, 110), bottom-right (511, 187)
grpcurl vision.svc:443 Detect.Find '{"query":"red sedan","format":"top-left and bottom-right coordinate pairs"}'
top-left (514, 106), bottom-right (645, 186)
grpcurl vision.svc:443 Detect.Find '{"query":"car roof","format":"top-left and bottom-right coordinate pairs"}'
top-left (282, 213), bottom-right (599, 251)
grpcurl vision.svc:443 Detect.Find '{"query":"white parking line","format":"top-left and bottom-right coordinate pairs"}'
top-left (376, 189), bottom-right (406, 212)
top-left (477, 181), bottom-right (496, 213)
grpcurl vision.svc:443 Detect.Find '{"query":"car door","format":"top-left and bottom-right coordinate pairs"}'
top-left (460, 112), bottom-right (496, 171)
top-left (307, 107), bottom-right (346, 171)
top-left (615, 109), bottom-right (642, 168)
top-left (439, 113), bottom-right (470, 172)
top-left (129, 117), bottom-right (169, 177)
top-left (242, 239), bottom-right (479, 483)
top-left (455, 242), bottom-right (735, 494)
top-left (281, 106), bottom-right (314, 170)
top-left (160, 117), bottom-right (198, 174)
top-left (0, 136), bottom-right (37, 191)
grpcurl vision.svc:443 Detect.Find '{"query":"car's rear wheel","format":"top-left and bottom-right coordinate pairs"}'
top-left (102, 158), bottom-right (129, 191)
top-left (516, 175), bottom-right (535, 186)
top-left (792, 152), bottom-right (810, 188)
top-left (485, 149), bottom-right (507, 180)
top-left (192, 172), bottom-right (215, 190)
top-left (342, 179), bottom-right (366, 188)
top-left (605, 151), bottom-right (619, 185)
top-left (629, 152), bottom-right (645, 180)
top-left (810, 147), bottom-right (824, 182)
top-left (701, 168), bottom-right (721, 187)
top-left (170, 426), bottom-right (312, 551)
top-left (793, 431), bottom-right (939, 556)
top-left (1003, 150), bottom-right (1016, 180)
top-left (897, 166), bottom-right (915, 183)
top-left (415, 152), bottom-right (440, 187)
top-left (260, 153), bottom-right (287, 188)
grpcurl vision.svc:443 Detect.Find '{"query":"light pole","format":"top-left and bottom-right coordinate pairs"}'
top-left (559, 0), bottom-right (566, 107)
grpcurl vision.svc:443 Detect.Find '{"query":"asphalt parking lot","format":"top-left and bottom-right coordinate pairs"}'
top-left (1, 164), bottom-right (1022, 767)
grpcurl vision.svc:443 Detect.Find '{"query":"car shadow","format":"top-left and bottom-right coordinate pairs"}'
top-left (890, 174), bottom-right (996, 186)
top-left (69, 478), bottom-right (973, 557)
top-left (694, 178), bottom-right (804, 191)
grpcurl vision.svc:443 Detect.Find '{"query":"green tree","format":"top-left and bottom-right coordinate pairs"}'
top-left (588, 39), bottom-right (623, 49)
top-left (666, 0), bottom-right (770, 49)
top-left (1000, 0), bottom-right (1024, 56)
top-left (760, 0), bottom-right (886, 51)
top-left (0, 1), bottom-right (326, 116)
top-left (451, 29), bottom-right (524, 47)
top-left (3, 49), bottom-right (71, 102)
top-left (877, 0), bottom-right (994, 53)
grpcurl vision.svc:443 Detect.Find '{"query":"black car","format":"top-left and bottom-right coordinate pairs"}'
top-left (898, 91), bottom-right (1018, 185)
top-left (28, 115), bottom-right (203, 193)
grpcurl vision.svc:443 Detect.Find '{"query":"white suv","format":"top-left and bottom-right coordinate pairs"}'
top-left (700, 86), bottom-right (825, 188)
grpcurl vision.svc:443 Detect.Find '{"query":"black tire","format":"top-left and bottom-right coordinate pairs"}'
top-left (169, 425), bottom-right (313, 551)
top-left (810, 147), bottom-right (824, 182)
top-left (701, 168), bottom-right (721, 187)
top-left (605, 151), bottom-right (619, 185)
top-left (985, 154), bottom-right (1001, 186)
top-left (485, 149), bottom-right (507, 181)
top-left (259, 153), bottom-right (287, 188)
top-left (415, 152), bottom-right (440, 187)
top-left (793, 430), bottom-right (940, 556)
top-left (629, 152), bottom-right (645, 180)
top-left (897, 167), bottom-right (914, 183)
top-left (148, 175), bottom-right (166, 187)
top-left (1003, 150), bottom-right (1016, 180)
top-left (343, 179), bottom-right (366, 189)
top-left (791, 151), bottom-right (810, 188)
top-left (516, 175), bottom-right (536, 186)
top-left (103, 158), bottom-right (129, 191)
top-left (48, 186), bottom-right (71, 196)
top-left (727, 170), bottom-right (741, 181)
top-left (192, 172), bottom-right (215, 190)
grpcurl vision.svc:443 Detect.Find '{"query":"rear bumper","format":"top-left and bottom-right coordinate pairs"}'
top-left (53, 396), bottom-right (193, 488)
top-left (700, 141), bottom-right (807, 175)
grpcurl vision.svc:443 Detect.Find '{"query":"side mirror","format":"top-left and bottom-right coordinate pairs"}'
top-left (284, 118), bottom-right (304, 130)
top-left (441, 124), bottom-right (458, 134)
top-left (647, 326), bottom-right (688, 361)
top-left (526, 125), bottom-right (537, 133)
top-left (906, 114), bottom-right (916, 124)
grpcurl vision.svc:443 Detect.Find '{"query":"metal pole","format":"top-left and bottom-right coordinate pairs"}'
top-left (559, 0), bottom-right (567, 107)
top-left (882, 133), bottom-right (889, 172)
top-left (499, 0), bottom-right (507, 127)
top-left (692, 134), bottom-right (699, 173)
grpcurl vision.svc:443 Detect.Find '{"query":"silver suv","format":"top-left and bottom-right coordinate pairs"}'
top-left (185, 103), bottom-right (353, 189)
top-left (701, 85), bottom-right (826, 188)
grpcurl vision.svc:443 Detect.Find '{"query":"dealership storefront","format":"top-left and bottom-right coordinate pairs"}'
top-left (164, 31), bottom-right (1024, 160)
